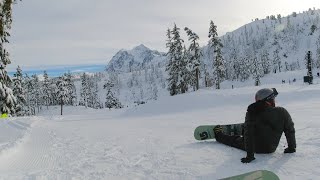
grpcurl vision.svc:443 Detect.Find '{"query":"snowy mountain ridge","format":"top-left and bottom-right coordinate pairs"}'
top-left (107, 9), bottom-right (320, 78)
top-left (106, 44), bottom-right (166, 73)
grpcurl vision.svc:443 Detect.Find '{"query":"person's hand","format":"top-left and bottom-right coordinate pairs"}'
top-left (241, 156), bottom-right (255, 163)
top-left (284, 147), bottom-right (296, 153)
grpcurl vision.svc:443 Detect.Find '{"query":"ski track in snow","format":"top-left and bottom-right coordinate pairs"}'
top-left (0, 112), bottom-right (195, 179)
top-left (0, 83), bottom-right (319, 179)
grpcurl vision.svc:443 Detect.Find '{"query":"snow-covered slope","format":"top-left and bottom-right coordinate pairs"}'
top-left (0, 71), bottom-right (319, 179)
top-left (199, 9), bottom-right (320, 78)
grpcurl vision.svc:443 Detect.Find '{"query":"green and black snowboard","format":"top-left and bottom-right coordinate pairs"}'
top-left (219, 170), bottom-right (279, 180)
top-left (194, 123), bottom-right (243, 140)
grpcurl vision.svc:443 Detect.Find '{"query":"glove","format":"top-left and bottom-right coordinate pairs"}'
top-left (284, 147), bottom-right (296, 153)
top-left (241, 156), bottom-right (255, 163)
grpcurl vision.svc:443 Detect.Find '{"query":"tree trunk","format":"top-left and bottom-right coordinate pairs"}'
top-left (60, 97), bottom-right (63, 115)
top-left (196, 68), bottom-right (199, 90)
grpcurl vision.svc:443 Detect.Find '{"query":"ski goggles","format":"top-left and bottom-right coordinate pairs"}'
top-left (263, 88), bottom-right (278, 101)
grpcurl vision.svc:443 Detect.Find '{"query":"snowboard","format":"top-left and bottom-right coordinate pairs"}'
top-left (219, 170), bottom-right (280, 180)
top-left (194, 123), bottom-right (243, 141)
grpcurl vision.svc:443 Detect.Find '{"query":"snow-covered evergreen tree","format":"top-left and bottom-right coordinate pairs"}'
top-left (239, 57), bottom-right (251, 82)
top-left (150, 81), bottom-right (158, 100)
top-left (315, 34), bottom-right (320, 69)
top-left (91, 76), bottom-right (101, 109)
top-left (80, 73), bottom-right (90, 107)
top-left (184, 27), bottom-right (201, 90)
top-left (165, 25), bottom-right (183, 96)
top-left (12, 66), bottom-right (26, 116)
top-left (0, 0), bottom-right (19, 115)
top-left (252, 56), bottom-right (263, 86)
top-left (30, 74), bottom-right (41, 113)
top-left (108, 71), bottom-right (121, 96)
top-left (23, 74), bottom-right (33, 115)
top-left (208, 20), bottom-right (225, 89)
top-left (64, 72), bottom-right (77, 106)
top-left (179, 45), bottom-right (189, 93)
top-left (104, 80), bottom-right (122, 109)
top-left (305, 51), bottom-right (313, 78)
top-left (56, 76), bottom-right (69, 115)
top-left (272, 48), bottom-right (281, 73)
top-left (42, 71), bottom-right (51, 109)
top-left (261, 50), bottom-right (271, 74)
top-left (24, 74), bottom-right (36, 115)
top-left (49, 78), bottom-right (58, 106)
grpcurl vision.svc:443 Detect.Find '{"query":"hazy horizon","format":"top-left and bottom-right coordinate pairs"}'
top-left (7, 64), bottom-right (106, 77)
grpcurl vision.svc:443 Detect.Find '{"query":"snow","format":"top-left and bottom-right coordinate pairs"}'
top-left (0, 71), bottom-right (320, 179)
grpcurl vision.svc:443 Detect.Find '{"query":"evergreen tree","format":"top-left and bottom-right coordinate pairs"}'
top-left (80, 73), bottom-right (90, 107)
top-left (233, 56), bottom-right (241, 80)
top-left (150, 81), bottom-right (158, 100)
top-left (24, 74), bottom-right (37, 115)
top-left (23, 74), bottom-right (33, 115)
top-left (12, 66), bottom-right (26, 116)
top-left (166, 24), bottom-right (185, 95)
top-left (42, 71), bottom-right (51, 109)
top-left (292, 12), bottom-right (297, 17)
top-left (184, 27), bottom-right (201, 90)
top-left (252, 56), bottom-right (263, 86)
top-left (315, 34), bottom-right (320, 69)
top-left (0, 0), bottom-right (19, 115)
top-left (261, 50), bottom-right (271, 74)
top-left (91, 76), bottom-right (101, 109)
top-left (30, 74), bottom-right (41, 113)
top-left (86, 78), bottom-right (94, 108)
top-left (305, 51), bottom-right (313, 79)
top-left (108, 71), bottom-right (121, 96)
top-left (49, 78), bottom-right (58, 106)
top-left (202, 64), bottom-right (210, 87)
top-left (165, 28), bottom-right (177, 96)
top-left (179, 45), bottom-right (189, 93)
top-left (208, 20), bottom-right (225, 89)
top-left (56, 76), bottom-right (69, 115)
top-left (272, 48), bottom-right (281, 73)
top-left (104, 80), bottom-right (122, 109)
top-left (171, 24), bottom-right (186, 94)
top-left (310, 24), bottom-right (317, 35)
top-left (64, 72), bottom-right (77, 106)
top-left (239, 57), bottom-right (251, 82)
top-left (277, 14), bottom-right (282, 23)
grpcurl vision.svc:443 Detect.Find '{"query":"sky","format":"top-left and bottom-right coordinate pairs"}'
top-left (6, 0), bottom-right (320, 71)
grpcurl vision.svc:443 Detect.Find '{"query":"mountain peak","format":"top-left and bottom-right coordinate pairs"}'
top-left (132, 44), bottom-right (150, 51)
top-left (107, 44), bottom-right (166, 72)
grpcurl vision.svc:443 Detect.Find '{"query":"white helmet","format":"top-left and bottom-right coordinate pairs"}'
top-left (255, 88), bottom-right (278, 102)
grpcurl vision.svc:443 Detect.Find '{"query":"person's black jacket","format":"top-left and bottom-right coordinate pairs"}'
top-left (244, 101), bottom-right (296, 155)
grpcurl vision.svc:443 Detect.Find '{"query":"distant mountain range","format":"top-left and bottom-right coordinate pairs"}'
top-left (8, 64), bottom-right (106, 77)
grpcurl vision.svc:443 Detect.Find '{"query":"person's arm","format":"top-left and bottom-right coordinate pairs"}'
top-left (282, 108), bottom-right (296, 153)
top-left (241, 111), bottom-right (256, 163)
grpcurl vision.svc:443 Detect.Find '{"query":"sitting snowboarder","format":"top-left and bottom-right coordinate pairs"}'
top-left (213, 88), bottom-right (296, 163)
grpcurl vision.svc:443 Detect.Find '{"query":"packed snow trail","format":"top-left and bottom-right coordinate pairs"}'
top-left (0, 84), bottom-right (319, 179)
top-left (0, 108), bottom-right (198, 179)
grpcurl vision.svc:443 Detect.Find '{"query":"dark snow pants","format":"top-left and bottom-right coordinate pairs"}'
top-left (215, 133), bottom-right (246, 151)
